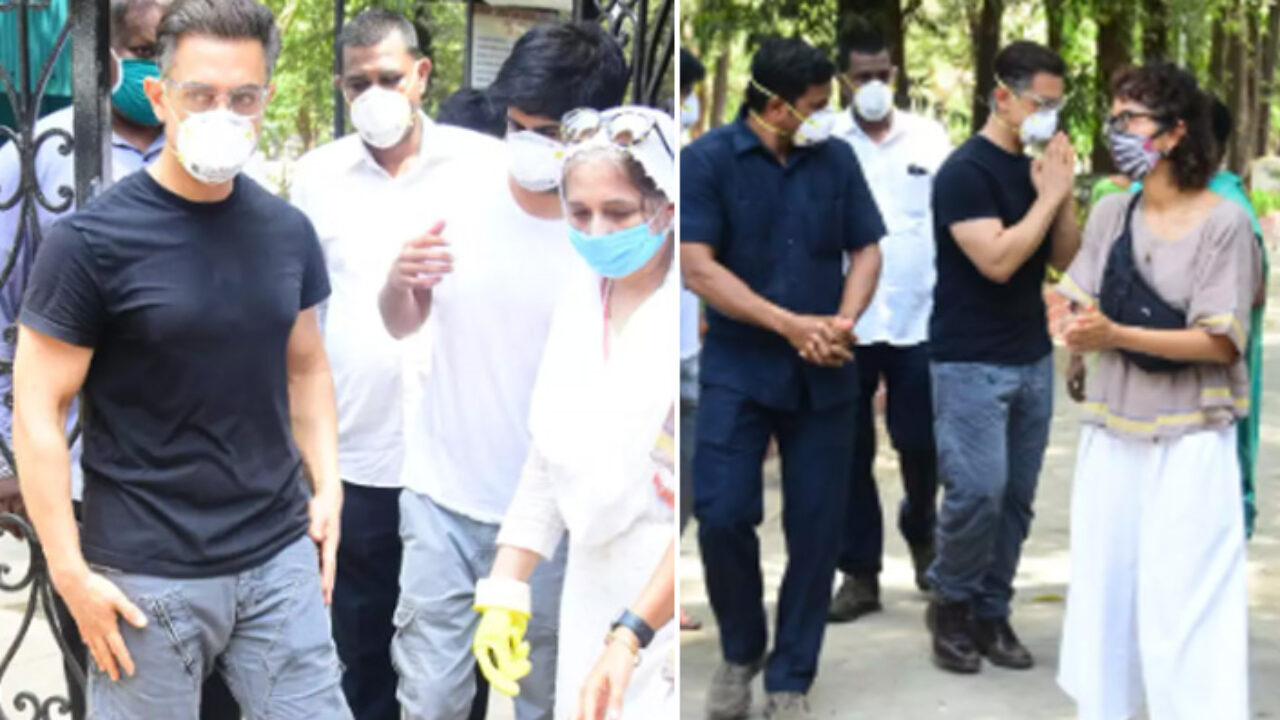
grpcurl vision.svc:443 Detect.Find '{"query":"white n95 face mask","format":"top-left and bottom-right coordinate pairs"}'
top-left (1020, 107), bottom-right (1060, 146)
top-left (175, 109), bottom-right (258, 185)
top-left (350, 86), bottom-right (414, 149)
top-left (854, 80), bottom-right (893, 122)
top-left (792, 107), bottom-right (837, 147)
top-left (508, 130), bottom-right (565, 192)
top-left (681, 94), bottom-right (700, 130)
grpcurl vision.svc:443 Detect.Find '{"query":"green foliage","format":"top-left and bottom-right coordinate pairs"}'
top-left (1252, 187), bottom-right (1280, 216)
top-left (260, 0), bottom-right (468, 158)
top-left (685, 0), bottom-right (1280, 169)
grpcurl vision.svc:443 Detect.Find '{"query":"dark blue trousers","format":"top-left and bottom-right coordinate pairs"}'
top-left (332, 482), bottom-right (402, 720)
top-left (838, 343), bottom-right (938, 576)
top-left (694, 383), bottom-right (856, 694)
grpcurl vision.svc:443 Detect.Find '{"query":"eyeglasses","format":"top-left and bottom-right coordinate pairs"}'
top-left (559, 108), bottom-right (673, 158)
top-left (163, 79), bottom-right (270, 117)
top-left (1106, 109), bottom-right (1168, 134)
top-left (997, 79), bottom-right (1065, 113)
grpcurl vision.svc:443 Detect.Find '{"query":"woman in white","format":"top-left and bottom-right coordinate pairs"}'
top-left (470, 106), bottom-right (677, 720)
top-left (1055, 63), bottom-right (1259, 719)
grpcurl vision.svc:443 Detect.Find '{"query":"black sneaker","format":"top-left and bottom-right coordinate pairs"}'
top-left (973, 616), bottom-right (1035, 669)
top-left (828, 573), bottom-right (881, 623)
top-left (908, 540), bottom-right (935, 593)
top-left (925, 598), bottom-right (981, 674)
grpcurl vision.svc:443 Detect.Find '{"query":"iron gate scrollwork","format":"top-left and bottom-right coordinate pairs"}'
top-left (575, 0), bottom-right (675, 110)
top-left (0, 0), bottom-right (110, 717)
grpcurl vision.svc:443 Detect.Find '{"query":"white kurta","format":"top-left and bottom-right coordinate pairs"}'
top-left (1057, 425), bottom-right (1248, 720)
top-left (498, 260), bottom-right (678, 720)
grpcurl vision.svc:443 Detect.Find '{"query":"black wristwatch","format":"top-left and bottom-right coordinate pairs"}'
top-left (611, 609), bottom-right (655, 649)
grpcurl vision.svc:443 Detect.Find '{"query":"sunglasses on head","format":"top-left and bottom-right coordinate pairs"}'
top-left (560, 108), bottom-right (673, 159)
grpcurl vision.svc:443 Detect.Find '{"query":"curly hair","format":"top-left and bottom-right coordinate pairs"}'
top-left (1110, 62), bottom-right (1216, 190)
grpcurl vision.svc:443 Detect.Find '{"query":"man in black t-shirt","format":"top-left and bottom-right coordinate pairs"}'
top-left (13, 0), bottom-right (350, 717)
top-left (925, 41), bottom-right (1079, 675)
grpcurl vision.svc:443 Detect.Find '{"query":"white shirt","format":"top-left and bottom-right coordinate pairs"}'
top-left (0, 106), bottom-right (166, 500)
top-left (834, 108), bottom-right (951, 345)
top-left (498, 263), bottom-right (677, 720)
top-left (291, 115), bottom-right (501, 489)
top-left (680, 288), bottom-right (700, 360)
top-left (398, 141), bottom-right (580, 522)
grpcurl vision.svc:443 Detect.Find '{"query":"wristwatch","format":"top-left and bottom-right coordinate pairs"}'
top-left (610, 609), bottom-right (656, 649)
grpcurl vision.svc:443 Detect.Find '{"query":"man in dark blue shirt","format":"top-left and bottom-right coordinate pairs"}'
top-left (682, 36), bottom-right (884, 720)
top-left (925, 41), bottom-right (1079, 675)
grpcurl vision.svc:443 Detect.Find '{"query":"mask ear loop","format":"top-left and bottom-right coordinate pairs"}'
top-left (110, 48), bottom-right (124, 95)
top-left (747, 78), bottom-right (803, 137)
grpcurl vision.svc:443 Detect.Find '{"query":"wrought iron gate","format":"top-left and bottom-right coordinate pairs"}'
top-left (0, 0), bottom-right (110, 717)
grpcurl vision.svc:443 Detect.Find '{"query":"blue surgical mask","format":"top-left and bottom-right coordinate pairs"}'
top-left (568, 217), bottom-right (668, 279)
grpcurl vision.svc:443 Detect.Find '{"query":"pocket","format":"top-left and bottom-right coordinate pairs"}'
top-left (900, 170), bottom-right (933, 219)
top-left (136, 589), bottom-right (201, 681)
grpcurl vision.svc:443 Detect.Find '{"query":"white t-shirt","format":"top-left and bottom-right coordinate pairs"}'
top-left (400, 156), bottom-right (581, 523)
top-left (291, 116), bottom-right (502, 488)
top-left (833, 109), bottom-right (951, 346)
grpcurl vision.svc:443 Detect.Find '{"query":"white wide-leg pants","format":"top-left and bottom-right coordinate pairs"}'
top-left (1057, 425), bottom-right (1248, 720)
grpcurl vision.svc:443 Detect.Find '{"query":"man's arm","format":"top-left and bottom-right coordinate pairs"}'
top-left (952, 133), bottom-right (1075, 283)
top-left (378, 220), bottom-right (451, 339)
top-left (286, 306), bottom-right (342, 604)
top-left (14, 326), bottom-right (147, 682)
top-left (681, 242), bottom-right (849, 364)
top-left (838, 243), bottom-right (882, 323)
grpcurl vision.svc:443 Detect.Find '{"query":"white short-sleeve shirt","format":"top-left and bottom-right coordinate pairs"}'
top-left (291, 116), bottom-right (505, 489)
top-left (834, 109), bottom-right (952, 346)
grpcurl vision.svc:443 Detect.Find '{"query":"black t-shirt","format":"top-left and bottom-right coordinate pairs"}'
top-left (930, 135), bottom-right (1052, 364)
top-left (20, 171), bottom-right (330, 578)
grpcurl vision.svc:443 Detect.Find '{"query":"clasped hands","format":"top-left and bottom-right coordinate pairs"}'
top-left (783, 314), bottom-right (856, 367)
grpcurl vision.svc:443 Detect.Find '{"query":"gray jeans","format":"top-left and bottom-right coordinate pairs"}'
top-left (393, 490), bottom-right (564, 720)
top-left (87, 534), bottom-right (351, 720)
top-left (927, 356), bottom-right (1054, 620)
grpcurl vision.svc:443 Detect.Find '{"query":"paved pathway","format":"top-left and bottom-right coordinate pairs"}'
top-left (680, 275), bottom-right (1280, 719)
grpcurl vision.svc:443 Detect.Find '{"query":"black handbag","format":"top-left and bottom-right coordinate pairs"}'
top-left (1097, 193), bottom-right (1191, 373)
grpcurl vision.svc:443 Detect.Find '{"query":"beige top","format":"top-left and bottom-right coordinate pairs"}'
top-left (1056, 192), bottom-right (1260, 440)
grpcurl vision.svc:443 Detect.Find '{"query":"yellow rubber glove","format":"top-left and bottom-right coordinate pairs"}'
top-left (473, 578), bottom-right (533, 697)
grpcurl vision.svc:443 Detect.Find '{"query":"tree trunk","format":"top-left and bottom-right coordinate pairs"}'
top-left (1257, 0), bottom-right (1280, 156)
top-left (710, 50), bottom-right (729, 129)
top-left (1094, 0), bottom-right (1134, 172)
top-left (1142, 0), bottom-right (1169, 60)
top-left (1046, 0), bottom-right (1064, 54)
top-left (1227, 2), bottom-right (1252, 174)
top-left (1211, 15), bottom-right (1227, 84)
top-left (970, 0), bottom-right (1004, 134)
